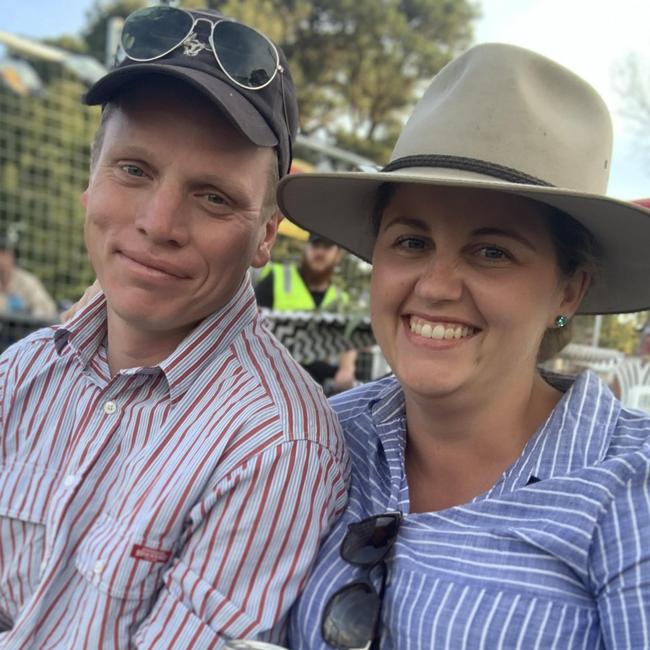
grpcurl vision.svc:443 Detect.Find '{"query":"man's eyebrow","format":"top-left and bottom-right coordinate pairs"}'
top-left (107, 144), bottom-right (152, 161)
top-left (471, 227), bottom-right (537, 251)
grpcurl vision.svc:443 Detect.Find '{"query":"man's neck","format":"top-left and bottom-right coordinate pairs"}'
top-left (105, 309), bottom-right (193, 376)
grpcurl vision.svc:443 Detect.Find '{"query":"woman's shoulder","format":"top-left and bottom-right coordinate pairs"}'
top-left (608, 400), bottom-right (650, 457)
top-left (553, 370), bottom-right (650, 454)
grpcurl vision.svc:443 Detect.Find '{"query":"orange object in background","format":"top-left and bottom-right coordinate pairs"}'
top-left (278, 158), bottom-right (314, 240)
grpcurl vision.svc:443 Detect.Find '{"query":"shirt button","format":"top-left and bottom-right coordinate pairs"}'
top-left (40, 559), bottom-right (47, 573)
top-left (93, 560), bottom-right (105, 575)
top-left (103, 400), bottom-right (117, 414)
top-left (64, 474), bottom-right (76, 488)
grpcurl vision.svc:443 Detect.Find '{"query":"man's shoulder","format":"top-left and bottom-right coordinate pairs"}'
top-left (0, 326), bottom-right (62, 390)
top-left (234, 318), bottom-right (343, 444)
top-left (12, 265), bottom-right (39, 283)
top-left (2, 325), bottom-right (58, 359)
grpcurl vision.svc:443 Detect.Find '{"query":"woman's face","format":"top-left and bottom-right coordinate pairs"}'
top-left (370, 185), bottom-right (587, 400)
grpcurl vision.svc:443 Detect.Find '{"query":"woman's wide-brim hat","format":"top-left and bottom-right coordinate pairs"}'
top-left (277, 43), bottom-right (650, 315)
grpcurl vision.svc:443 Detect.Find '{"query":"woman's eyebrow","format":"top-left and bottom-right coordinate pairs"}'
top-left (471, 227), bottom-right (538, 251)
top-left (382, 216), bottom-right (429, 231)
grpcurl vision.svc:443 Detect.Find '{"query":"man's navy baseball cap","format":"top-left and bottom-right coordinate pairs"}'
top-left (83, 6), bottom-right (299, 177)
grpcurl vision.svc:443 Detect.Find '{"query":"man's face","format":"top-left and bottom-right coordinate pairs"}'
top-left (303, 240), bottom-right (341, 275)
top-left (81, 80), bottom-right (279, 339)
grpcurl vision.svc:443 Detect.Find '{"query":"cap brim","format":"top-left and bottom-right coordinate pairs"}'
top-left (278, 169), bottom-right (650, 315)
top-left (84, 63), bottom-right (277, 147)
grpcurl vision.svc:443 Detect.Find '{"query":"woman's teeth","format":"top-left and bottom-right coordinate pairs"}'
top-left (409, 317), bottom-right (475, 340)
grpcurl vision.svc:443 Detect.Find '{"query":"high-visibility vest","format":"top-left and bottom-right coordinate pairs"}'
top-left (264, 263), bottom-right (348, 312)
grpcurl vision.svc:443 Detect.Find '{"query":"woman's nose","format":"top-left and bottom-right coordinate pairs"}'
top-left (413, 254), bottom-right (464, 303)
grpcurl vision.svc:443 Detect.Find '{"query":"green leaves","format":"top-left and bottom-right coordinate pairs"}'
top-left (216, 0), bottom-right (478, 162)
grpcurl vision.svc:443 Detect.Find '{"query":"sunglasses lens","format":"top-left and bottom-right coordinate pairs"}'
top-left (121, 6), bottom-right (193, 61)
top-left (341, 513), bottom-right (400, 565)
top-left (212, 21), bottom-right (278, 89)
top-left (322, 583), bottom-right (380, 649)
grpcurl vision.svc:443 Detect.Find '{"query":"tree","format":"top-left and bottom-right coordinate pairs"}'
top-left (81, 0), bottom-right (147, 64)
top-left (217, 0), bottom-right (478, 162)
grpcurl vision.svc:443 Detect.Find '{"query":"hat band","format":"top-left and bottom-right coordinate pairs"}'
top-left (382, 154), bottom-right (553, 187)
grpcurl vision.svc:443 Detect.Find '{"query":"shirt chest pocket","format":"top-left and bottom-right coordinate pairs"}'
top-left (0, 463), bottom-right (58, 525)
top-left (75, 512), bottom-right (176, 601)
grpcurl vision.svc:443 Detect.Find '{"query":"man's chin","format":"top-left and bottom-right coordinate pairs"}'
top-left (107, 299), bottom-right (201, 336)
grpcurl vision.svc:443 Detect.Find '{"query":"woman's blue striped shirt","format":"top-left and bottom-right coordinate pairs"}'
top-left (290, 371), bottom-right (650, 649)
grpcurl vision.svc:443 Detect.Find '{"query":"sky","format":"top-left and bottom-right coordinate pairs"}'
top-left (3, 0), bottom-right (650, 199)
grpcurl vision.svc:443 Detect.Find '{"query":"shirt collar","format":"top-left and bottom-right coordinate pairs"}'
top-left (159, 276), bottom-right (258, 402)
top-left (53, 275), bottom-right (259, 401)
top-left (54, 291), bottom-right (110, 369)
top-left (369, 376), bottom-right (408, 457)
top-left (522, 370), bottom-right (620, 482)
top-left (367, 371), bottom-right (620, 489)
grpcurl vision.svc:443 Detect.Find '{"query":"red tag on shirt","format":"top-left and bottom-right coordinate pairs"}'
top-left (130, 544), bottom-right (172, 563)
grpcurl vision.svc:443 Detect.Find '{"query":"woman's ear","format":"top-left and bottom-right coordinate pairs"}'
top-left (557, 268), bottom-right (592, 320)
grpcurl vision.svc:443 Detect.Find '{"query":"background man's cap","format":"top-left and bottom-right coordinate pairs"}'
top-left (308, 233), bottom-right (337, 247)
top-left (83, 7), bottom-right (298, 176)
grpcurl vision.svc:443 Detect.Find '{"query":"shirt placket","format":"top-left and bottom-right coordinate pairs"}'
top-left (43, 373), bottom-right (134, 564)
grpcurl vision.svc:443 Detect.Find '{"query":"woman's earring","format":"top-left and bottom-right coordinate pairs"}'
top-left (554, 314), bottom-right (569, 328)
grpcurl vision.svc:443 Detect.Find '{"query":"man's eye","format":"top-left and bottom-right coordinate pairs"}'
top-left (121, 164), bottom-right (145, 177)
top-left (205, 193), bottom-right (227, 205)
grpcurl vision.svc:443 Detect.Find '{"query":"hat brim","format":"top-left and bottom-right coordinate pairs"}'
top-left (277, 168), bottom-right (650, 315)
top-left (84, 63), bottom-right (277, 147)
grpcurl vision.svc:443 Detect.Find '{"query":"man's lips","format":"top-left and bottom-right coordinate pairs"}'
top-left (117, 251), bottom-right (190, 279)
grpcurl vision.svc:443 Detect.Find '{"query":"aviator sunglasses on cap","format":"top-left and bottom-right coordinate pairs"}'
top-left (120, 5), bottom-right (282, 90)
top-left (321, 512), bottom-right (402, 649)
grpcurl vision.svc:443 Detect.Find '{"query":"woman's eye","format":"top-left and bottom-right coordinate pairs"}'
top-left (396, 236), bottom-right (427, 250)
top-left (477, 246), bottom-right (509, 260)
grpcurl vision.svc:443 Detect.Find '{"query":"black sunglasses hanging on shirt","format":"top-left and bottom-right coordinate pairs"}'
top-left (321, 512), bottom-right (402, 649)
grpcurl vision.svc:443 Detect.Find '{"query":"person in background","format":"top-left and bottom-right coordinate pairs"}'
top-left (279, 42), bottom-right (650, 648)
top-left (255, 233), bottom-right (358, 393)
top-left (0, 6), bottom-right (347, 648)
top-left (0, 235), bottom-right (57, 321)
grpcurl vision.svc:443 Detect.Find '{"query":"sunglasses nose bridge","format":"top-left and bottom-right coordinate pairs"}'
top-left (189, 16), bottom-right (216, 41)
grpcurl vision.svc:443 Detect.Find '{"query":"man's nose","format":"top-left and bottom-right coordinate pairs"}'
top-left (134, 186), bottom-right (190, 247)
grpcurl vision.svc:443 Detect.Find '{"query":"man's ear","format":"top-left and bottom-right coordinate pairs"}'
top-left (251, 211), bottom-right (282, 269)
top-left (80, 188), bottom-right (89, 210)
